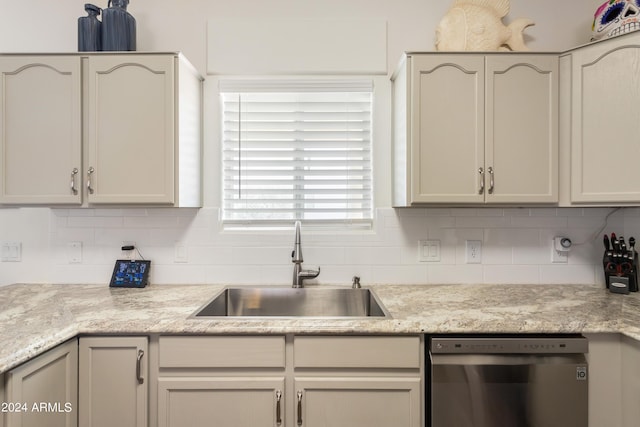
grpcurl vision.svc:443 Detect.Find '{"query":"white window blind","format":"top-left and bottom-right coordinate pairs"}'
top-left (220, 80), bottom-right (373, 227)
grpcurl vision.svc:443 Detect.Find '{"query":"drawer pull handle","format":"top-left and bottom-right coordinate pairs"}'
top-left (478, 167), bottom-right (485, 195)
top-left (488, 166), bottom-right (495, 194)
top-left (70, 168), bottom-right (79, 195)
top-left (276, 390), bottom-right (282, 425)
top-left (136, 349), bottom-right (144, 384)
top-left (297, 390), bottom-right (303, 425)
top-left (86, 167), bottom-right (95, 194)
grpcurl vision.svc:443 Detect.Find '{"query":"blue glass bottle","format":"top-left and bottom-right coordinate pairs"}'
top-left (78, 4), bottom-right (102, 52)
top-left (101, 0), bottom-right (136, 51)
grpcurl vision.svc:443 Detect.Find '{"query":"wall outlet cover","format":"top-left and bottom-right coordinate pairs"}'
top-left (466, 240), bottom-right (482, 264)
top-left (1, 241), bottom-right (22, 262)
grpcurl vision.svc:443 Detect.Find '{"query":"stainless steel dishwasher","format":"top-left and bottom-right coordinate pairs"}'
top-left (429, 335), bottom-right (588, 427)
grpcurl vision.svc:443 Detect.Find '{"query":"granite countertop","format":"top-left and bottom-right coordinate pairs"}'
top-left (0, 282), bottom-right (638, 374)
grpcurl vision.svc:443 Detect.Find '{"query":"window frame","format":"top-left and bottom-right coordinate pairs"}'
top-left (219, 79), bottom-right (375, 229)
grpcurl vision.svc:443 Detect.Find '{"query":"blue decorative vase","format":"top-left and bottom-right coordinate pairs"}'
top-left (78, 4), bottom-right (102, 52)
top-left (101, 0), bottom-right (136, 51)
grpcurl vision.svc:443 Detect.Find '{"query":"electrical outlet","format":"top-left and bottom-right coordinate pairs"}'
top-left (551, 238), bottom-right (569, 263)
top-left (419, 240), bottom-right (440, 262)
top-left (466, 240), bottom-right (482, 264)
top-left (175, 243), bottom-right (188, 263)
top-left (67, 241), bottom-right (82, 263)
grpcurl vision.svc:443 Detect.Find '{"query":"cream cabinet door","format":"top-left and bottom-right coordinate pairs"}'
top-left (570, 34), bottom-right (640, 203)
top-left (157, 377), bottom-right (285, 427)
top-left (295, 377), bottom-right (421, 427)
top-left (622, 336), bottom-right (640, 427)
top-left (409, 55), bottom-right (485, 203)
top-left (78, 336), bottom-right (147, 427)
top-left (4, 339), bottom-right (78, 427)
top-left (485, 55), bottom-right (558, 203)
top-left (0, 56), bottom-right (82, 204)
top-left (86, 55), bottom-right (175, 204)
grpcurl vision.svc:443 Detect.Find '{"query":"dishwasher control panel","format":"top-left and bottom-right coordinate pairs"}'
top-left (430, 335), bottom-right (588, 354)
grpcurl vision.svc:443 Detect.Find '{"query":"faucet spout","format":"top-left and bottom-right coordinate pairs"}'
top-left (292, 221), bottom-right (303, 263)
top-left (291, 221), bottom-right (320, 288)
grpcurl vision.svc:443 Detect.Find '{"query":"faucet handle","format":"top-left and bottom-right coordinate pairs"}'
top-left (352, 276), bottom-right (361, 289)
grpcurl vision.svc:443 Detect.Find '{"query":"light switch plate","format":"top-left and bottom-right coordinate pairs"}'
top-left (419, 240), bottom-right (440, 262)
top-left (1, 241), bottom-right (22, 262)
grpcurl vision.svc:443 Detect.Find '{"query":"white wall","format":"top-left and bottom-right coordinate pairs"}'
top-left (0, 0), bottom-right (605, 74)
top-left (0, 0), bottom-right (627, 287)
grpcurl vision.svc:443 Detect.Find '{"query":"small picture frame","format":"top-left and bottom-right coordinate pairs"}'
top-left (109, 259), bottom-right (151, 288)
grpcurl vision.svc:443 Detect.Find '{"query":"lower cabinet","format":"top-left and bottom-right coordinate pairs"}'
top-left (4, 339), bottom-right (78, 427)
top-left (156, 335), bottom-right (286, 427)
top-left (295, 377), bottom-right (421, 427)
top-left (622, 336), bottom-right (640, 427)
top-left (156, 335), bottom-right (423, 427)
top-left (293, 336), bottom-right (422, 427)
top-left (157, 378), bottom-right (285, 427)
top-left (78, 336), bottom-right (148, 427)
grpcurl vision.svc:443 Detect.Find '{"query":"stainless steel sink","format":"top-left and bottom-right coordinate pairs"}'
top-left (192, 287), bottom-right (390, 318)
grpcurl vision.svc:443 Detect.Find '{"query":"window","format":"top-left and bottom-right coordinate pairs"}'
top-left (220, 80), bottom-right (373, 227)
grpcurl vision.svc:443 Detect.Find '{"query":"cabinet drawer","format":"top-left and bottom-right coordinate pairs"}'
top-left (159, 336), bottom-right (286, 368)
top-left (294, 336), bottom-right (420, 369)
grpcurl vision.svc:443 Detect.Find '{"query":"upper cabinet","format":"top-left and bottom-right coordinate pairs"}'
top-left (564, 32), bottom-right (640, 204)
top-left (392, 53), bottom-right (559, 206)
top-left (0, 56), bottom-right (82, 204)
top-left (0, 53), bottom-right (202, 207)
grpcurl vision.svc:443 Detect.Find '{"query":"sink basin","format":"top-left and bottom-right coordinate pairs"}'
top-left (192, 287), bottom-right (390, 318)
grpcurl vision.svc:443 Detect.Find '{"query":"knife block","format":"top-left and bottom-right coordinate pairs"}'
top-left (603, 252), bottom-right (638, 293)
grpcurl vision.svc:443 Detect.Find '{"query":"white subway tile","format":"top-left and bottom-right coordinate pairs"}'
top-left (455, 216), bottom-right (510, 228)
top-left (539, 265), bottom-right (598, 285)
top-left (427, 264), bottom-right (483, 284)
top-left (529, 208), bottom-right (558, 217)
top-left (510, 216), bottom-right (568, 228)
top-left (68, 216), bottom-right (123, 228)
top-left (123, 215), bottom-right (179, 228)
top-left (372, 265), bottom-right (428, 284)
top-left (483, 265), bottom-right (540, 284)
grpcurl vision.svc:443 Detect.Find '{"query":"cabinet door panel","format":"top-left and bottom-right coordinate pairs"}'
top-left (157, 378), bottom-right (284, 427)
top-left (79, 336), bottom-right (147, 427)
top-left (296, 378), bottom-right (421, 427)
top-left (5, 339), bottom-right (78, 427)
top-left (410, 55), bottom-right (484, 203)
top-left (87, 55), bottom-right (175, 204)
top-left (486, 56), bottom-right (558, 203)
top-left (0, 57), bottom-right (81, 204)
top-left (571, 37), bottom-right (640, 203)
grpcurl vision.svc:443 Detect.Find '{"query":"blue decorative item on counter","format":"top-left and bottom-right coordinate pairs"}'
top-left (101, 0), bottom-right (136, 51)
top-left (78, 3), bottom-right (102, 52)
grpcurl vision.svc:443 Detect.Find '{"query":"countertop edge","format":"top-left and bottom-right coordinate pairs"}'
top-left (1, 283), bottom-right (638, 374)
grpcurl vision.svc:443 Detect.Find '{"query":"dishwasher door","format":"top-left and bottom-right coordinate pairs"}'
top-left (429, 337), bottom-right (588, 427)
